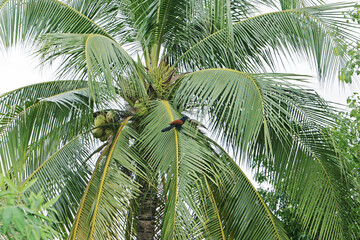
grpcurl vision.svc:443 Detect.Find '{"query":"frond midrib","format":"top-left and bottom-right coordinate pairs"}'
top-left (0, 80), bottom-right (86, 99)
top-left (88, 117), bottom-right (131, 239)
top-left (70, 141), bottom-right (112, 239)
top-left (162, 100), bottom-right (179, 239)
top-left (204, 175), bottom-right (226, 240)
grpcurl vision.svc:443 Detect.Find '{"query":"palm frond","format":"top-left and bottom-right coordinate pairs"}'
top-left (279, 0), bottom-right (325, 10)
top-left (253, 123), bottom-right (354, 239)
top-left (0, 80), bottom-right (87, 114)
top-left (116, 0), bottom-right (158, 46)
top-left (173, 2), bottom-right (358, 82)
top-left (0, 81), bottom-right (93, 179)
top-left (68, 141), bottom-right (111, 240)
top-left (39, 33), bottom-right (148, 104)
top-left (139, 100), bottom-right (198, 239)
top-left (139, 100), bottom-right (289, 238)
top-left (69, 117), bottom-right (144, 240)
top-left (67, 0), bottom-right (124, 38)
top-left (172, 68), bottom-right (353, 237)
top-left (173, 69), bottom-right (266, 156)
top-left (200, 136), bottom-right (289, 239)
top-left (173, 69), bottom-right (334, 157)
top-left (19, 131), bottom-right (97, 234)
top-left (0, 0), bottom-right (112, 48)
top-left (138, 100), bottom-right (226, 238)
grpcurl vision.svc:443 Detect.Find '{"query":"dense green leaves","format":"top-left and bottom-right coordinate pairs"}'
top-left (0, 176), bottom-right (59, 240)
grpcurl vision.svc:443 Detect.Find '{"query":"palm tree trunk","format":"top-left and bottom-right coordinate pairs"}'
top-left (137, 180), bottom-right (157, 239)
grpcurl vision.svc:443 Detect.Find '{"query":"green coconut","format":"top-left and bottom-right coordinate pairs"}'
top-left (92, 127), bottom-right (104, 138)
top-left (106, 111), bottom-right (116, 123)
top-left (136, 106), bottom-right (148, 117)
top-left (134, 100), bottom-right (141, 109)
top-left (99, 135), bottom-right (108, 142)
top-left (104, 128), bottom-right (115, 138)
top-left (94, 114), bottom-right (106, 127)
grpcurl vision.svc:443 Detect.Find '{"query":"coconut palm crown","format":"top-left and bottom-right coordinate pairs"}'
top-left (0, 0), bottom-right (359, 239)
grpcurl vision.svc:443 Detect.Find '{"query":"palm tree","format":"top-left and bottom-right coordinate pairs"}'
top-left (0, 0), bottom-right (359, 239)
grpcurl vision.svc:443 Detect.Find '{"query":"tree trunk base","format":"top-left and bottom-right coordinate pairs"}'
top-left (137, 181), bottom-right (157, 239)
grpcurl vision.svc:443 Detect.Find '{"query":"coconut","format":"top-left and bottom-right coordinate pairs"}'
top-left (134, 100), bottom-right (141, 109)
top-left (92, 127), bottom-right (104, 138)
top-left (94, 114), bottom-right (106, 127)
top-left (105, 128), bottom-right (115, 138)
top-left (106, 111), bottom-right (116, 123)
top-left (99, 135), bottom-right (108, 142)
top-left (136, 106), bottom-right (148, 117)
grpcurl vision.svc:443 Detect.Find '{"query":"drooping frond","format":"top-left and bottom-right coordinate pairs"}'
top-left (0, 81), bottom-right (93, 179)
top-left (173, 2), bottom-right (358, 83)
top-left (0, 0), bottom-right (112, 48)
top-left (253, 123), bottom-right (354, 239)
top-left (138, 100), bottom-right (289, 238)
top-left (39, 33), bottom-right (148, 103)
top-left (173, 69), bottom-right (334, 157)
top-left (69, 118), bottom-right (145, 240)
top-left (0, 80), bottom-right (87, 114)
top-left (199, 136), bottom-right (289, 239)
top-left (19, 131), bottom-right (97, 234)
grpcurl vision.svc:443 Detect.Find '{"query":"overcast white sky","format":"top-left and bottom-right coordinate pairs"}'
top-left (0, 0), bottom-right (358, 106)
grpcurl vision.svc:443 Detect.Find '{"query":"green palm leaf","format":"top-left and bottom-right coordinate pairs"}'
top-left (201, 136), bottom-right (288, 239)
top-left (139, 101), bottom-right (215, 238)
top-left (39, 33), bottom-right (148, 103)
top-left (279, 0), bottom-right (325, 10)
top-left (0, 0), bottom-right (112, 48)
top-left (0, 80), bottom-right (87, 113)
top-left (173, 68), bottom-right (351, 238)
top-left (254, 124), bottom-right (351, 239)
top-left (173, 69), bottom-right (267, 156)
top-left (0, 81), bottom-right (92, 178)
top-left (174, 2), bottom-right (357, 82)
top-left (67, 0), bottom-right (123, 38)
top-left (19, 131), bottom-right (97, 234)
top-left (138, 100), bottom-right (288, 238)
top-left (69, 117), bottom-right (144, 240)
top-left (174, 69), bottom-right (334, 156)
top-left (138, 100), bottom-right (201, 239)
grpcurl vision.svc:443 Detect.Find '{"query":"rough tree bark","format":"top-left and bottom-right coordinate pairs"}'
top-left (137, 179), bottom-right (157, 239)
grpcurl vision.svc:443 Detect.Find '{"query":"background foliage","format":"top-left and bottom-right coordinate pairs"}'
top-left (0, 177), bottom-right (59, 240)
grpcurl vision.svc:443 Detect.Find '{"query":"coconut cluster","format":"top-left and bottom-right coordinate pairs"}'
top-left (134, 100), bottom-right (148, 117)
top-left (92, 111), bottom-right (118, 142)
